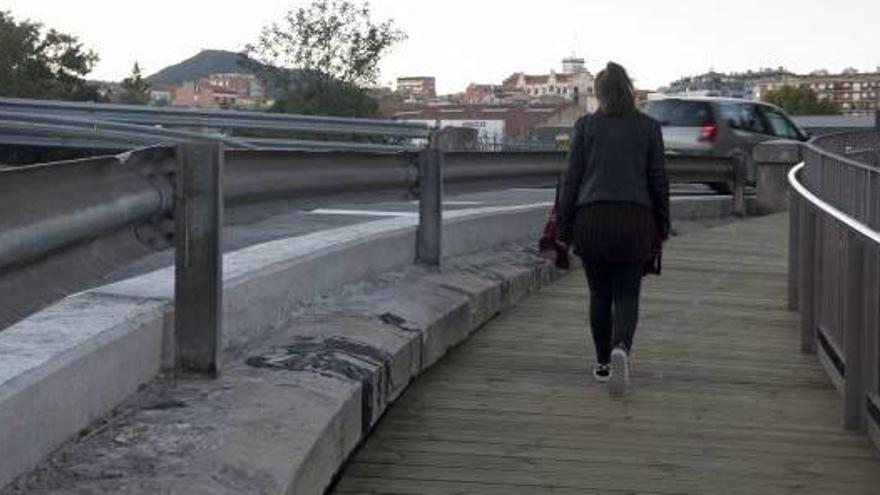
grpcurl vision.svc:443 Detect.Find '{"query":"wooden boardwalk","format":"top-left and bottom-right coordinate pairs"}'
top-left (332, 214), bottom-right (880, 494)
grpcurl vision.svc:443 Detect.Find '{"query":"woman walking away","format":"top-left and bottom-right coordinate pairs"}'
top-left (557, 62), bottom-right (670, 397)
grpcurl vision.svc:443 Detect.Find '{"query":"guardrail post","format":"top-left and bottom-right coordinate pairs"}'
top-left (844, 234), bottom-right (866, 431)
top-left (799, 206), bottom-right (818, 354)
top-left (732, 156), bottom-right (747, 217)
top-left (417, 134), bottom-right (444, 266)
top-left (175, 142), bottom-right (223, 377)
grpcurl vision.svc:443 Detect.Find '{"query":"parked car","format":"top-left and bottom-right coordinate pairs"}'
top-left (641, 97), bottom-right (809, 193)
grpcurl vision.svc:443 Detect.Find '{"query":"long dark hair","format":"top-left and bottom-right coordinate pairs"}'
top-left (595, 62), bottom-right (636, 117)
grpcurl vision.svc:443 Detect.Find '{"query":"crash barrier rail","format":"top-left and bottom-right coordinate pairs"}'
top-left (0, 143), bottom-right (747, 337)
top-left (0, 140), bottom-right (444, 375)
top-left (0, 148), bottom-right (746, 284)
top-left (790, 111), bottom-right (880, 136)
top-left (788, 130), bottom-right (880, 444)
top-left (0, 96), bottom-right (430, 153)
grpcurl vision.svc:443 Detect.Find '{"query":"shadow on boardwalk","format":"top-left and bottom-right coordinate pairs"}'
top-left (333, 214), bottom-right (880, 494)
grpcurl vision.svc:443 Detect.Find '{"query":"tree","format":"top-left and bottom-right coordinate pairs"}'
top-left (763, 86), bottom-right (840, 115)
top-left (120, 62), bottom-right (150, 104)
top-left (245, 0), bottom-right (406, 117)
top-left (0, 10), bottom-right (100, 100)
top-left (269, 79), bottom-right (378, 116)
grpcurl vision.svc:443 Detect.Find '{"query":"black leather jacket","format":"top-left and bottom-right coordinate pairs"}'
top-left (557, 112), bottom-right (670, 243)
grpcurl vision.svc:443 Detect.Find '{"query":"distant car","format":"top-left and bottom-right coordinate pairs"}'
top-left (641, 97), bottom-right (809, 193)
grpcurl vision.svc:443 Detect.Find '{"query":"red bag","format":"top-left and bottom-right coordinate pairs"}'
top-left (539, 205), bottom-right (570, 270)
top-left (645, 232), bottom-right (663, 275)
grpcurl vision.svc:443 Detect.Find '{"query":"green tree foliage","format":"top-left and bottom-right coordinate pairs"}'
top-left (120, 62), bottom-right (151, 104)
top-left (0, 10), bottom-right (100, 100)
top-left (245, 0), bottom-right (406, 117)
top-left (763, 85), bottom-right (840, 115)
top-left (268, 79), bottom-right (378, 117)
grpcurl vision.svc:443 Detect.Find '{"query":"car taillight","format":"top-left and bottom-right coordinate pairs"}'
top-left (699, 124), bottom-right (717, 142)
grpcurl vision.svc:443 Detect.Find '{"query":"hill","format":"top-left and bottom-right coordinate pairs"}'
top-left (146, 49), bottom-right (306, 97)
top-left (147, 50), bottom-right (258, 85)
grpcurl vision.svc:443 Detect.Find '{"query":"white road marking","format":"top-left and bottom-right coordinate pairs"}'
top-left (671, 195), bottom-right (732, 201)
top-left (309, 209), bottom-right (418, 218)
top-left (407, 201), bottom-right (484, 205)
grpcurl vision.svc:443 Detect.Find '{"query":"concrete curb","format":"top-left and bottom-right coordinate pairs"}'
top-left (277, 249), bottom-right (562, 494)
top-left (671, 195), bottom-right (758, 220)
top-left (0, 203), bottom-right (549, 490)
top-left (2, 247), bottom-right (563, 494)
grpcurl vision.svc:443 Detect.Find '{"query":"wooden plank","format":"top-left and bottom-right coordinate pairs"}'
top-left (331, 214), bottom-right (880, 495)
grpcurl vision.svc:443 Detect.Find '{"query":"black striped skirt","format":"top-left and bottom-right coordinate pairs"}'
top-left (573, 202), bottom-right (657, 264)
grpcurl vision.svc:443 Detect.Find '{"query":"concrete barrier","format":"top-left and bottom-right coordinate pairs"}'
top-left (754, 140), bottom-right (804, 215)
top-left (0, 294), bottom-right (169, 487)
top-left (0, 202), bottom-right (549, 489)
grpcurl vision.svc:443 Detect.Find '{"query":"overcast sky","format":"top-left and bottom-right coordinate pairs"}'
top-left (3, 0), bottom-right (879, 93)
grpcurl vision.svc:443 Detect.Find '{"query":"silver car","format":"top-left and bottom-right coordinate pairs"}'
top-left (641, 97), bottom-right (809, 192)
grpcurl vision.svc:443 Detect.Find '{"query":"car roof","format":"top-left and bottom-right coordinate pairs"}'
top-left (648, 96), bottom-right (772, 105)
top-left (645, 96), bottom-right (791, 116)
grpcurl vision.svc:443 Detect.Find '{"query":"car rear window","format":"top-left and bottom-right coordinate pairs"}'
top-left (642, 100), bottom-right (714, 127)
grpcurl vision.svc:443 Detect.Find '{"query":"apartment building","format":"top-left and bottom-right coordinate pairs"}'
top-left (755, 70), bottom-right (880, 113)
top-left (396, 77), bottom-right (437, 100)
top-left (502, 57), bottom-right (596, 108)
top-left (171, 73), bottom-right (266, 110)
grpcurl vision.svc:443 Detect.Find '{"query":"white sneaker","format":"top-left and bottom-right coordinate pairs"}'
top-left (609, 347), bottom-right (630, 397)
top-left (593, 364), bottom-right (610, 383)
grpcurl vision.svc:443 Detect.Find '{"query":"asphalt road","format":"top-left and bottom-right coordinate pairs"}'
top-left (112, 184), bottom-right (730, 281)
top-left (1, 183), bottom-right (740, 331)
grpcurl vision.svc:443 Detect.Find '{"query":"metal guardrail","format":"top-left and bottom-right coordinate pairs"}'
top-left (0, 110), bottom-right (747, 339)
top-left (788, 130), bottom-right (880, 443)
top-left (0, 147), bottom-right (175, 270)
top-left (0, 96), bottom-right (429, 153)
top-left (0, 149), bottom-right (744, 275)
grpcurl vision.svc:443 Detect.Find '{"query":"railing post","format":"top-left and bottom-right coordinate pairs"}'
top-left (788, 194), bottom-right (800, 311)
top-left (417, 133), bottom-right (444, 266)
top-left (799, 206), bottom-right (818, 354)
top-left (844, 234), bottom-right (866, 431)
top-left (175, 142), bottom-right (223, 377)
top-left (732, 155), bottom-right (747, 217)
top-left (865, 245), bottom-right (880, 422)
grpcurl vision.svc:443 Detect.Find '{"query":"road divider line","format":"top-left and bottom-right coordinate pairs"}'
top-left (308, 209), bottom-right (418, 218)
top-left (407, 201), bottom-right (484, 206)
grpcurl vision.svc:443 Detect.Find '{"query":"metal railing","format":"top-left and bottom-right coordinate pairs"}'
top-left (0, 149), bottom-right (745, 275)
top-left (788, 130), bottom-right (880, 441)
top-left (0, 144), bottom-right (746, 337)
top-left (0, 96), bottom-right (429, 152)
top-left (0, 99), bottom-right (750, 362)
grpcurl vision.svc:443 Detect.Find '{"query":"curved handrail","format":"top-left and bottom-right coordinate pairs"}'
top-left (788, 162), bottom-right (880, 246)
top-left (805, 131), bottom-right (880, 172)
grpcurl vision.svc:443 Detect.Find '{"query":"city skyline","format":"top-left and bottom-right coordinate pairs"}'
top-left (3, 0), bottom-right (880, 93)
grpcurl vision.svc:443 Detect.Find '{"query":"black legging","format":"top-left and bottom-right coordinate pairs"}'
top-left (583, 263), bottom-right (644, 365)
